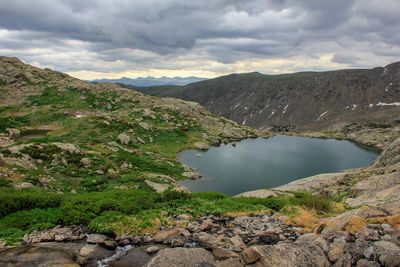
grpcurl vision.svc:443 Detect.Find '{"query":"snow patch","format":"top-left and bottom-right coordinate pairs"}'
top-left (242, 119), bottom-right (247, 125)
top-left (369, 104), bottom-right (374, 108)
top-left (352, 104), bottom-right (357, 111)
top-left (233, 103), bottom-right (241, 110)
top-left (282, 104), bottom-right (289, 114)
top-left (385, 82), bottom-right (393, 92)
top-left (268, 111), bottom-right (275, 118)
top-left (316, 111), bottom-right (328, 121)
top-left (244, 106), bottom-right (248, 110)
top-left (259, 110), bottom-right (263, 114)
top-left (376, 102), bottom-right (400, 107)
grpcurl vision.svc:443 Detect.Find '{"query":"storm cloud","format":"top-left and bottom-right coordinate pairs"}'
top-left (0, 0), bottom-right (399, 79)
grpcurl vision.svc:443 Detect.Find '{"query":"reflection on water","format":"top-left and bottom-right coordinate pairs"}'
top-left (178, 135), bottom-right (379, 195)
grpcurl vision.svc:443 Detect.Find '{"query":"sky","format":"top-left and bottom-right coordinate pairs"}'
top-left (0, 0), bottom-right (399, 80)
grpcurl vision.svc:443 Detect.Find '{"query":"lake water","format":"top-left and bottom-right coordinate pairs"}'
top-left (178, 135), bottom-right (380, 195)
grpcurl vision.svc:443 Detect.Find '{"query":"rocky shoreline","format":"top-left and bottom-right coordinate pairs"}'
top-left (1, 212), bottom-right (399, 266)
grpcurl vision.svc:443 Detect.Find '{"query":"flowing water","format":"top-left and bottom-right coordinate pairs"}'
top-left (178, 135), bottom-right (379, 195)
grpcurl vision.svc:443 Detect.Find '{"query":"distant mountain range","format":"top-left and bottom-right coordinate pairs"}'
top-left (91, 76), bottom-right (207, 86)
top-left (123, 62), bottom-right (400, 131)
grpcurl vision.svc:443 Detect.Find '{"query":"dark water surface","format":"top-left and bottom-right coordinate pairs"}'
top-left (178, 135), bottom-right (379, 195)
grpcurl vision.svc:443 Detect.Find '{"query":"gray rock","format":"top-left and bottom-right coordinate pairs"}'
top-left (86, 234), bottom-right (107, 244)
top-left (356, 259), bottom-right (381, 267)
top-left (182, 171), bottom-right (201, 179)
top-left (145, 248), bottom-right (216, 267)
top-left (0, 246), bottom-right (79, 266)
top-left (177, 214), bottom-right (191, 220)
top-left (14, 182), bottom-right (35, 190)
top-left (146, 246), bottom-right (160, 254)
top-left (200, 219), bottom-right (217, 231)
top-left (80, 157), bottom-right (91, 166)
top-left (107, 168), bottom-right (118, 177)
top-left (139, 122), bottom-right (153, 131)
top-left (212, 247), bottom-right (239, 260)
top-left (52, 142), bottom-right (81, 153)
top-left (295, 233), bottom-right (330, 253)
top-left (251, 242), bottom-right (330, 267)
top-left (153, 228), bottom-right (189, 244)
top-left (328, 237), bottom-right (348, 263)
top-left (193, 141), bottom-right (210, 150)
top-left (216, 257), bottom-right (243, 267)
top-left (241, 247), bottom-right (262, 264)
top-left (332, 253), bottom-right (352, 267)
top-left (118, 133), bottom-right (131, 145)
top-left (373, 241), bottom-right (400, 261)
top-left (6, 128), bottom-right (20, 137)
top-left (77, 244), bottom-right (113, 265)
top-left (379, 254), bottom-right (400, 267)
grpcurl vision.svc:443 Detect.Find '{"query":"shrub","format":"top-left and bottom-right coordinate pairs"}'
top-left (0, 190), bottom-right (63, 218)
top-left (162, 190), bottom-right (192, 201)
top-left (193, 192), bottom-right (229, 200)
top-left (59, 189), bottom-right (160, 225)
top-left (0, 208), bottom-right (60, 231)
top-left (0, 228), bottom-right (25, 245)
top-left (290, 192), bottom-right (332, 214)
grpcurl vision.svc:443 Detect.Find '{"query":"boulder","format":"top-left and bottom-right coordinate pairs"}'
top-left (6, 128), bottom-right (20, 137)
top-left (153, 228), bottom-right (190, 244)
top-left (77, 244), bottom-right (113, 265)
top-left (80, 157), bottom-right (91, 166)
top-left (200, 219), bottom-right (217, 231)
top-left (250, 242), bottom-right (330, 267)
top-left (182, 171), bottom-right (201, 179)
top-left (327, 237), bottom-right (348, 263)
top-left (139, 122), bottom-right (153, 131)
top-left (118, 133), bottom-right (131, 145)
top-left (86, 234), bottom-right (107, 245)
top-left (52, 142), bottom-right (81, 153)
top-left (212, 247), bottom-right (239, 260)
top-left (193, 142), bottom-right (210, 150)
top-left (0, 246), bottom-right (79, 267)
top-left (14, 182), bottom-right (35, 190)
top-left (145, 248), bottom-right (216, 267)
top-left (146, 246), bottom-right (160, 254)
top-left (241, 247), bottom-right (262, 264)
top-left (216, 257), bottom-right (243, 267)
top-left (145, 180), bottom-right (169, 194)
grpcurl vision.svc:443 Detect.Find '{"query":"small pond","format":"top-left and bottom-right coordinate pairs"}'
top-left (178, 135), bottom-right (380, 195)
top-left (15, 130), bottom-right (51, 140)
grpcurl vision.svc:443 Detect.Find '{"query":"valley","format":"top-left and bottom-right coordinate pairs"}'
top-left (0, 56), bottom-right (399, 266)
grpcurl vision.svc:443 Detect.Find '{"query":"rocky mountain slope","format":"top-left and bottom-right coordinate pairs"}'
top-left (150, 62), bottom-right (400, 131)
top-left (0, 56), bottom-right (400, 266)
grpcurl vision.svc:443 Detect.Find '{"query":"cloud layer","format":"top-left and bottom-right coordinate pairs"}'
top-left (0, 0), bottom-right (399, 79)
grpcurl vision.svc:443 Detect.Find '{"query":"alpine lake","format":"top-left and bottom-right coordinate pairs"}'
top-left (178, 135), bottom-right (380, 195)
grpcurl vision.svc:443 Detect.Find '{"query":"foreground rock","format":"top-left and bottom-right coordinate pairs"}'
top-left (0, 246), bottom-right (79, 267)
top-left (146, 248), bottom-right (216, 267)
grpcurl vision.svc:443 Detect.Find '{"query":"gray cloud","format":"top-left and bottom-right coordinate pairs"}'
top-left (0, 0), bottom-right (399, 76)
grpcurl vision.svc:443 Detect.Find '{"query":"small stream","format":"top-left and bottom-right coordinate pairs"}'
top-left (178, 135), bottom-right (379, 195)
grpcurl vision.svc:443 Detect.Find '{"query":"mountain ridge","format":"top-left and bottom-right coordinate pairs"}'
top-left (140, 61), bottom-right (400, 131)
